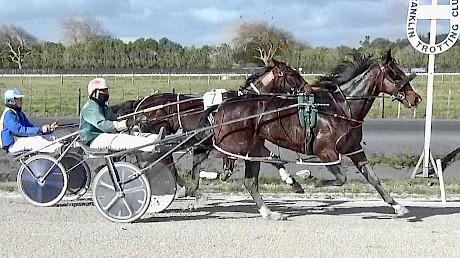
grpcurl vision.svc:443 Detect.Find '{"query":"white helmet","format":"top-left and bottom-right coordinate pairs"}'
top-left (87, 78), bottom-right (109, 96)
top-left (4, 87), bottom-right (24, 105)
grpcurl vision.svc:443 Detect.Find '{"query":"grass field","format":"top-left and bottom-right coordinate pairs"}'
top-left (0, 73), bottom-right (459, 118)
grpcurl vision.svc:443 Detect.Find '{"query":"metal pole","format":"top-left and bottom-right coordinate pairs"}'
top-left (421, 52), bottom-right (436, 177)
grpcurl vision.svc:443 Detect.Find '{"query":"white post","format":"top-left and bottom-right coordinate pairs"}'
top-left (407, 0), bottom-right (460, 178)
top-left (436, 159), bottom-right (446, 203)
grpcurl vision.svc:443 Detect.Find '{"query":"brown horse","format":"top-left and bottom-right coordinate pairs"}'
top-left (239, 59), bottom-right (311, 94)
top-left (111, 60), bottom-right (309, 196)
top-left (208, 50), bottom-right (422, 220)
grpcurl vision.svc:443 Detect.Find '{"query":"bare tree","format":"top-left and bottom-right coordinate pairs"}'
top-left (60, 17), bottom-right (110, 44)
top-left (0, 25), bottom-right (37, 69)
top-left (232, 22), bottom-right (298, 65)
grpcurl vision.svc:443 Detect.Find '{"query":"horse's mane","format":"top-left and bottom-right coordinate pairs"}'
top-left (110, 92), bottom-right (177, 116)
top-left (111, 99), bottom-right (142, 116)
top-left (311, 53), bottom-right (377, 90)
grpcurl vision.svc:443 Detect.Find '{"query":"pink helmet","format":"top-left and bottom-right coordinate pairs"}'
top-left (87, 78), bottom-right (109, 96)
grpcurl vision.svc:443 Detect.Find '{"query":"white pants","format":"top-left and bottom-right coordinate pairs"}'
top-left (90, 133), bottom-right (160, 152)
top-left (8, 135), bottom-right (62, 154)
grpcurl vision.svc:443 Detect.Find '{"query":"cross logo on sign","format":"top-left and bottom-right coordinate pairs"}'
top-left (406, 0), bottom-right (460, 55)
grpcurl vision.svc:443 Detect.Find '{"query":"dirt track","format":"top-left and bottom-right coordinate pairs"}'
top-left (1, 191), bottom-right (460, 257)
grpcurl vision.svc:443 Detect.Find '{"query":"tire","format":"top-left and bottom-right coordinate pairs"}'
top-left (60, 152), bottom-right (91, 201)
top-left (92, 162), bottom-right (151, 223)
top-left (17, 154), bottom-right (68, 207)
top-left (145, 162), bottom-right (176, 213)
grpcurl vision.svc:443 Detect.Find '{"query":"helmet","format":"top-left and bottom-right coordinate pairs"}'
top-left (4, 88), bottom-right (24, 104)
top-left (87, 78), bottom-right (109, 96)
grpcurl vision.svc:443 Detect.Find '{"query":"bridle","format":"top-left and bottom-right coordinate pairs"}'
top-left (322, 60), bottom-right (414, 125)
top-left (240, 66), bottom-right (303, 95)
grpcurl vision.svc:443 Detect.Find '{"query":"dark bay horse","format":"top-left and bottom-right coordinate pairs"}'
top-left (209, 50), bottom-right (422, 220)
top-left (110, 60), bottom-right (309, 196)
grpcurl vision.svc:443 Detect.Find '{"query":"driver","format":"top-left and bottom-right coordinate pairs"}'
top-left (79, 78), bottom-right (164, 152)
top-left (1, 87), bottom-right (61, 154)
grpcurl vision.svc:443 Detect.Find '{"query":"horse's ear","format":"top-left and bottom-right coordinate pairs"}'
top-left (272, 59), bottom-right (280, 67)
top-left (385, 49), bottom-right (392, 63)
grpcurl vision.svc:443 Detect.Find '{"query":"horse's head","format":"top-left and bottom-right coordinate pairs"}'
top-left (240, 59), bottom-right (308, 94)
top-left (377, 50), bottom-right (422, 108)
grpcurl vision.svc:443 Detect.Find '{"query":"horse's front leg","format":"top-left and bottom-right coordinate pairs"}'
top-left (350, 152), bottom-right (409, 216)
top-left (244, 160), bottom-right (287, 221)
top-left (313, 151), bottom-right (347, 187)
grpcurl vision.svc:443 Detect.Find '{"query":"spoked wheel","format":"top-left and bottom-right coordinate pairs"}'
top-left (17, 154), bottom-right (68, 207)
top-left (60, 152), bottom-right (91, 201)
top-left (92, 162), bottom-right (151, 223)
top-left (145, 162), bottom-right (176, 213)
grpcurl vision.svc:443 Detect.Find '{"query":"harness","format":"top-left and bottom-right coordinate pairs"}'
top-left (297, 94), bottom-right (318, 129)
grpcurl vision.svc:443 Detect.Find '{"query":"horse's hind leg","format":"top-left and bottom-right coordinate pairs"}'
top-left (220, 157), bottom-right (236, 181)
top-left (244, 160), bottom-right (287, 221)
top-left (314, 164), bottom-right (347, 187)
top-left (183, 147), bottom-right (209, 197)
top-left (266, 151), bottom-right (304, 193)
top-left (271, 162), bottom-right (304, 193)
top-left (350, 152), bottom-right (409, 216)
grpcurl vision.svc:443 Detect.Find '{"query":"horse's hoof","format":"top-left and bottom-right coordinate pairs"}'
top-left (175, 186), bottom-right (187, 198)
top-left (264, 212), bottom-right (288, 221)
top-left (291, 180), bottom-right (305, 194)
top-left (219, 172), bottom-right (231, 182)
top-left (392, 204), bottom-right (409, 216)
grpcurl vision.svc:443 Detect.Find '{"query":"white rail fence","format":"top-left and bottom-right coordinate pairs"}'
top-left (1, 73), bottom-right (460, 118)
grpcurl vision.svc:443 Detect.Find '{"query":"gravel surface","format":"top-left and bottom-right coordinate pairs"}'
top-left (1, 191), bottom-right (460, 257)
top-left (2, 118), bottom-right (460, 257)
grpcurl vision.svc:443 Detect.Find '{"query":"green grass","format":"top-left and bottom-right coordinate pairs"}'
top-left (190, 177), bottom-right (460, 198)
top-left (0, 74), bottom-right (459, 118)
top-left (1, 177), bottom-right (456, 198)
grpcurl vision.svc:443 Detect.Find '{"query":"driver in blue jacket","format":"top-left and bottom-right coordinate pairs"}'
top-left (1, 87), bottom-right (61, 153)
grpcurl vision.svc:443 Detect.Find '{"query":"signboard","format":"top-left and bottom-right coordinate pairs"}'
top-left (406, 0), bottom-right (459, 54)
top-left (407, 0), bottom-right (460, 178)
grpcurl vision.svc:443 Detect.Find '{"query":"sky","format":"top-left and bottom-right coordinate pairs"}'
top-left (0, 0), bottom-right (453, 48)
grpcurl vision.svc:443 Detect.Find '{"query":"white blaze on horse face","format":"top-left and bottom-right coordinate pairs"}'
top-left (261, 71), bottom-right (275, 86)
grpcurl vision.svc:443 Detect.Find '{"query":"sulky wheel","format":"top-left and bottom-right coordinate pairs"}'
top-left (145, 162), bottom-right (176, 213)
top-left (60, 152), bottom-right (91, 201)
top-left (17, 154), bottom-right (68, 207)
top-left (92, 162), bottom-right (151, 223)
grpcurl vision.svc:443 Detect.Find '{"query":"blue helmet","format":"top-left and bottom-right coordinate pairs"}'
top-left (4, 88), bottom-right (24, 104)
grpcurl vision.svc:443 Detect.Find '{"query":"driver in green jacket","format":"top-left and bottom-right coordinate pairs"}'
top-left (79, 78), bottom-right (163, 152)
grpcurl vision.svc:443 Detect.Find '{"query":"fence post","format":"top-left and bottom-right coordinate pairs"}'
top-left (447, 86), bottom-right (452, 118)
top-left (29, 89), bottom-right (32, 116)
top-left (77, 89), bottom-right (81, 116)
top-left (61, 74), bottom-right (64, 85)
top-left (381, 94), bottom-right (385, 119)
top-left (59, 89), bottom-right (62, 116)
top-left (43, 88), bottom-right (47, 116)
top-left (207, 74), bottom-right (211, 85)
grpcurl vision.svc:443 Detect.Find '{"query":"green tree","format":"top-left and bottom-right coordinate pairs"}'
top-left (232, 22), bottom-right (299, 66)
